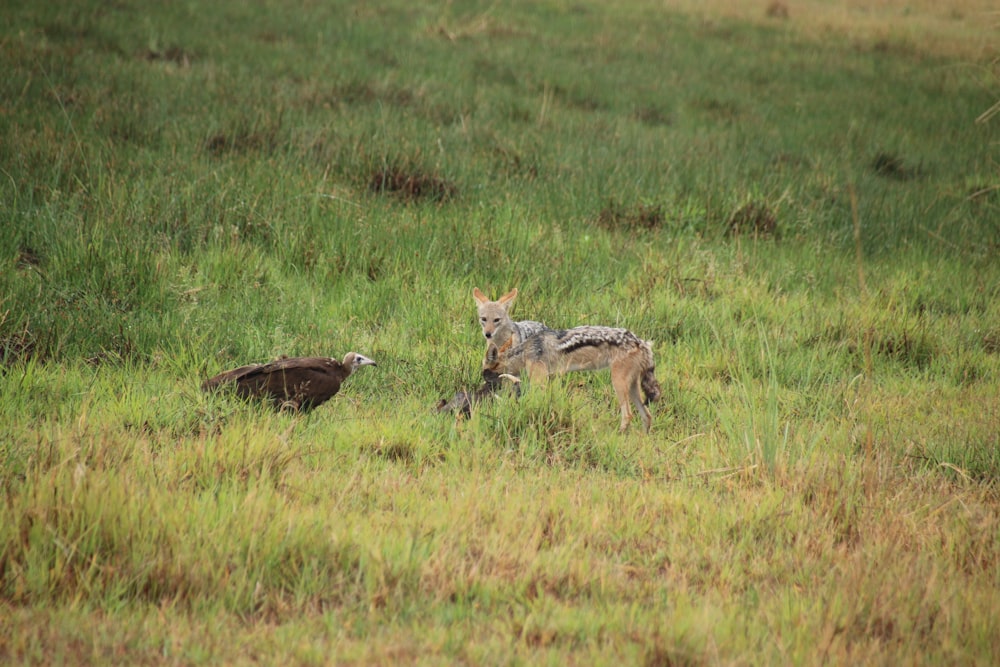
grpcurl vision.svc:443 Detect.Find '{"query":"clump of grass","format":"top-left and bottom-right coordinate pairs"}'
top-left (867, 329), bottom-right (936, 369)
top-left (484, 382), bottom-right (580, 452)
top-left (479, 379), bottom-right (643, 474)
top-left (810, 320), bottom-right (938, 372)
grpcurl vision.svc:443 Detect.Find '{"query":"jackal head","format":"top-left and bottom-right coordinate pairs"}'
top-left (473, 287), bottom-right (518, 342)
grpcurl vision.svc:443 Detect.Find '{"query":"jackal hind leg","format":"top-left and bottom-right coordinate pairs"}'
top-left (610, 361), bottom-right (635, 432)
top-left (525, 361), bottom-right (550, 386)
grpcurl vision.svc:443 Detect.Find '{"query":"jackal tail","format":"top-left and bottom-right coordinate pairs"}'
top-left (640, 340), bottom-right (662, 405)
top-left (641, 366), bottom-right (662, 405)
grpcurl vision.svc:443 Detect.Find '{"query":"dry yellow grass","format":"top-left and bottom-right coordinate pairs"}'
top-left (665, 0), bottom-right (999, 59)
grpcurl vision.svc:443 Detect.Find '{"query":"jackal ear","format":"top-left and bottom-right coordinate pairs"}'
top-left (498, 288), bottom-right (518, 306)
top-left (473, 287), bottom-right (488, 305)
top-left (497, 338), bottom-right (514, 355)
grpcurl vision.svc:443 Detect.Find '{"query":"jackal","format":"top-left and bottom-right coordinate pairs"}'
top-left (473, 287), bottom-right (546, 349)
top-left (483, 325), bottom-right (662, 433)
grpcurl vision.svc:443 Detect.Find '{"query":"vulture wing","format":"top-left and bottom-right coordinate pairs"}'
top-left (204, 357), bottom-right (347, 411)
top-left (201, 364), bottom-right (264, 391)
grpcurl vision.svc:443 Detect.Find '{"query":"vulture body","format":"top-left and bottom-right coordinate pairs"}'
top-left (203, 353), bottom-right (376, 411)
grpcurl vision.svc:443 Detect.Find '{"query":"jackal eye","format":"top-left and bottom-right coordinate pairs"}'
top-left (493, 318), bottom-right (500, 323)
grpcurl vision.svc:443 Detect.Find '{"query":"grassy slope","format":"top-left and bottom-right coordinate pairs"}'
top-left (1, 0), bottom-right (999, 664)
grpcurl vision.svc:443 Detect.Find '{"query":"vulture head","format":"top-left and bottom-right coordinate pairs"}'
top-left (342, 352), bottom-right (377, 374)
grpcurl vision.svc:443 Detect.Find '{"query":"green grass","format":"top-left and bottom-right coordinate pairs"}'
top-left (2, 0), bottom-right (999, 664)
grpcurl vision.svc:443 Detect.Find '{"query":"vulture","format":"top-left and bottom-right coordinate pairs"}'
top-left (436, 368), bottom-right (520, 417)
top-left (202, 352), bottom-right (376, 412)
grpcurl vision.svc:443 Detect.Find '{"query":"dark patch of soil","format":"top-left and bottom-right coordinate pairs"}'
top-left (810, 323), bottom-right (936, 370)
top-left (204, 126), bottom-right (278, 157)
top-left (0, 328), bottom-right (37, 368)
top-left (766, 2), bottom-right (790, 19)
top-left (982, 330), bottom-right (1000, 354)
top-left (16, 246), bottom-right (43, 270)
top-left (548, 83), bottom-right (606, 113)
top-left (203, 112), bottom-right (286, 157)
top-left (143, 46), bottom-right (192, 66)
top-left (727, 201), bottom-right (778, 237)
top-left (696, 97), bottom-right (740, 121)
top-left (492, 145), bottom-right (538, 180)
top-left (371, 441), bottom-right (417, 463)
top-left (369, 166), bottom-right (457, 203)
top-left (596, 199), bottom-right (665, 231)
top-left (633, 106), bottom-right (673, 127)
top-left (333, 81), bottom-right (416, 107)
top-left (871, 152), bottom-right (919, 180)
top-left (966, 184), bottom-right (999, 203)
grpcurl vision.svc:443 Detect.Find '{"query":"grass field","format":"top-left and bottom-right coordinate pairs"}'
top-left (2, 0), bottom-right (999, 664)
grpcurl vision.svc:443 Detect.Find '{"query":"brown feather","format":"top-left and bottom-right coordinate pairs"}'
top-left (202, 353), bottom-right (375, 412)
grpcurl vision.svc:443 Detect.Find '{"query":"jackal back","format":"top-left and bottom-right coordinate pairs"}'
top-left (487, 325), bottom-right (653, 375)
